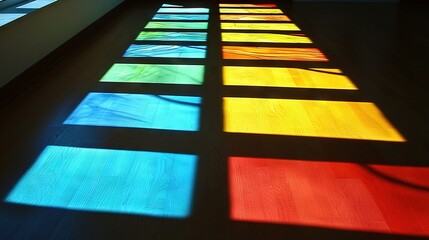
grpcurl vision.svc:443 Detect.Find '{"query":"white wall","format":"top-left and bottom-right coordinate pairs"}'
top-left (0, 0), bottom-right (124, 88)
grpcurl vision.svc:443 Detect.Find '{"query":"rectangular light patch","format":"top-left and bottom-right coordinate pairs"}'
top-left (124, 44), bottom-right (206, 58)
top-left (65, 93), bottom-right (201, 131)
top-left (0, 14), bottom-right (26, 27)
top-left (219, 8), bottom-right (283, 14)
top-left (223, 97), bottom-right (405, 142)
top-left (101, 64), bottom-right (205, 85)
top-left (219, 4), bottom-right (278, 8)
top-left (223, 67), bottom-right (357, 90)
top-left (157, 8), bottom-right (209, 13)
top-left (221, 22), bottom-right (299, 31)
top-left (220, 15), bottom-right (290, 21)
top-left (17, 0), bottom-right (56, 9)
top-left (6, 146), bottom-right (197, 218)
top-left (222, 33), bottom-right (311, 44)
top-left (145, 21), bottom-right (208, 30)
top-left (223, 46), bottom-right (328, 61)
top-left (137, 32), bottom-right (207, 42)
top-left (152, 14), bottom-right (209, 21)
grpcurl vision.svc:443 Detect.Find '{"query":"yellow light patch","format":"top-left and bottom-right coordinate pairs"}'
top-left (223, 67), bottom-right (357, 90)
top-left (219, 8), bottom-right (284, 14)
top-left (222, 33), bottom-right (312, 43)
top-left (221, 22), bottom-right (300, 31)
top-left (223, 97), bottom-right (405, 142)
top-left (220, 15), bottom-right (290, 21)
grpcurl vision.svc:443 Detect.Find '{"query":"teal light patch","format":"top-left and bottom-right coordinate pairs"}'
top-left (161, 4), bottom-right (183, 7)
top-left (157, 8), bottom-right (209, 13)
top-left (152, 14), bottom-right (209, 21)
top-left (145, 21), bottom-right (208, 30)
top-left (64, 92), bottom-right (201, 131)
top-left (124, 44), bottom-right (206, 58)
top-left (6, 146), bottom-right (198, 218)
top-left (17, 0), bottom-right (57, 9)
top-left (136, 32), bottom-right (207, 41)
top-left (0, 13), bottom-right (26, 27)
top-left (101, 64), bottom-right (205, 85)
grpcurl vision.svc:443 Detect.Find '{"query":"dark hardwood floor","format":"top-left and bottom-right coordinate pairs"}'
top-left (0, 1), bottom-right (428, 239)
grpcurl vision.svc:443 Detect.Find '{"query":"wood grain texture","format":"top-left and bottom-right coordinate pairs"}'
top-left (220, 14), bottom-right (291, 21)
top-left (219, 4), bottom-right (278, 8)
top-left (224, 97), bottom-right (405, 142)
top-left (6, 146), bottom-right (198, 217)
top-left (223, 46), bottom-right (328, 61)
top-left (1, 1), bottom-right (429, 239)
top-left (222, 32), bottom-right (312, 43)
top-left (219, 8), bottom-right (284, 14)
top-left (221, 22), bottom-right (299, 31)
top-left (223, 66), bottom-right (357, 89)
top-left (229, 157), bottom-right (429, 236)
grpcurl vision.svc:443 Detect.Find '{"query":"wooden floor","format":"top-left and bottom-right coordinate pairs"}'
top-left (0, 1), bottom-right (429, 239)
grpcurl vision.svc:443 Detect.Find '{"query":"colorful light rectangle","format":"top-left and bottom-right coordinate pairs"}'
top-left (229, 157), bottom-right (429, 235)
top-left (0, 13), bottom-right (26, 27)
top-left (17, 0), bottom-right (56, 9)
top-left (6, 146), bottom-right (197, 218)
top-left (222, 33), bottom-right (311, 43)
top-left (223, 67), bottom-right (357, 90)
top-left (223, 46), bottom-right (328, 61)
top-left (101, 64), bottom-right (205, 85)
top-left (219, 4), bottom-right (278, 8)
top-left (65, 93), bottom-right (201, 131)
top-left (145, 21), bottom-right (208, 30)
top-left (124, 44), bottom-right (206, 58)
top-left (221, 22), bottom-right (299, 31)
top-left (220, 14), bottom-right (290, 21)
top-left (152, 14), bottom-right (209, 21)
top-left (219, 8), bottom-right (283, 14)
top-left (161, 3), bottom-right (183, 7)
top-left (136, 32), bottom-right (207, 41)
top-left (157, 8), bottom-right (209, 13)
top-left (223, 97), bottom-right (405, 142)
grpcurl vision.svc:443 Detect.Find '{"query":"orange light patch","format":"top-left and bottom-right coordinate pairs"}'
top-left (221, 22), bottom-right (299, 31)
top-left (223, 46), bottom-right (329, 61)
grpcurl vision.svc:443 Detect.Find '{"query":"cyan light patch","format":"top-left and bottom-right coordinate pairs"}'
top-left (152, 14), bottom-right (209, 21)
top-left (101, 64), bottom-right (205, 85)
top-left (64, 92), bottom-right (201, 131)
top-left (124, 44), bottom-right (206, 58)
top-left (0, 13), bottom-right (26, 27)
top-left (145, 21), bottom-right (208, 30)
top-left (17, 0), bottom-right (57, 9)
top-left (161, 4), bottom-right (183, 7)
top-left (136, 32), bottom-right (207, 42)
top-left (6, 146), bottom-right (198, 218)
top-left (157, 8), bottom-right (209, 13)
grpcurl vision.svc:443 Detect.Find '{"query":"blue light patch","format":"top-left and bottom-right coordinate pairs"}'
top-left (64, 93), bottom-right (201, 131)
top-left (17, 0), bottom-right (57, 9)
top-left (6, 146), bottom-right (198, 218)
top-left (124, 44), bottom-right (206, 58)
top-left (0, 13), bottom-right (26, 27)
top-left (157, 8), bottom-right (209, 13)
top-left (152, 14), bottom-right (209, 21)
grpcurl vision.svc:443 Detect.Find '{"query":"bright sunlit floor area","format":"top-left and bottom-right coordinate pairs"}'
top-left (0, 1), bottom-right (428, 240)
